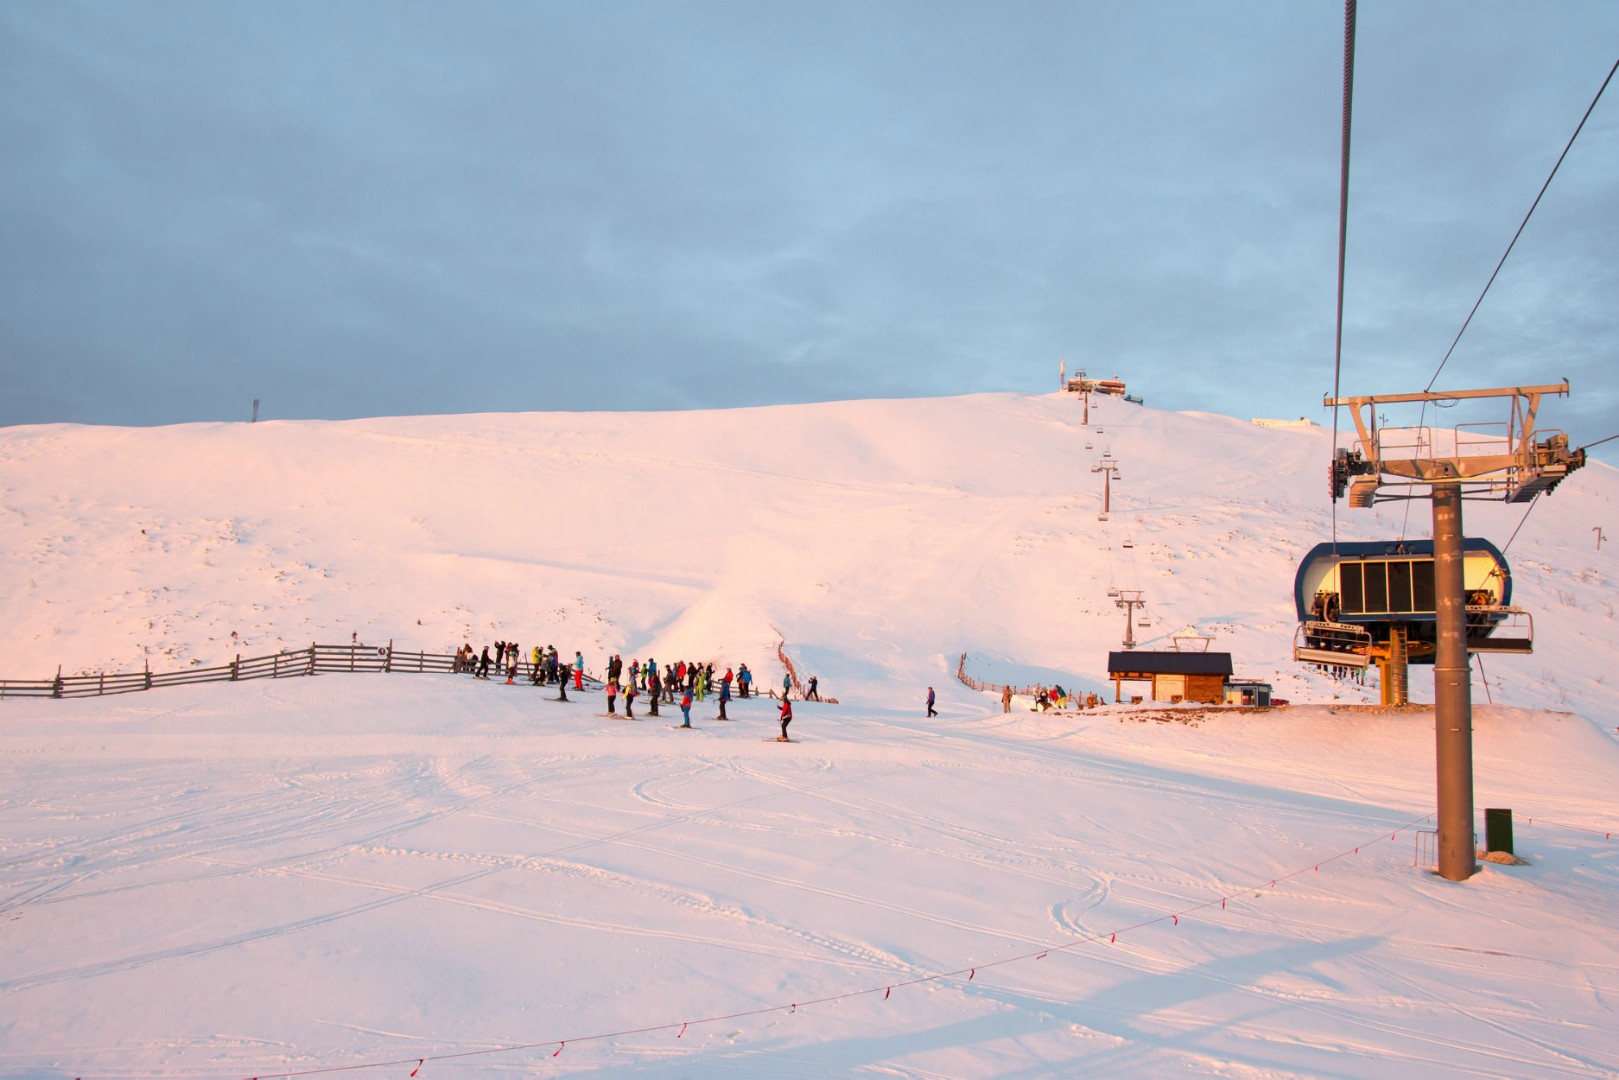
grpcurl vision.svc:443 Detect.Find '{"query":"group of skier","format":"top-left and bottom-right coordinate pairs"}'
top-left (456, 643), bottom-right (799, 740)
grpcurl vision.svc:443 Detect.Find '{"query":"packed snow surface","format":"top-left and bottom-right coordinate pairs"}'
top-left (1, 392), bottom-right (1616, 1078)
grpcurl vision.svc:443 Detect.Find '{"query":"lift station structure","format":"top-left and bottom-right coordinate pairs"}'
top-left (1317, 381), bottom-right (1585, 882)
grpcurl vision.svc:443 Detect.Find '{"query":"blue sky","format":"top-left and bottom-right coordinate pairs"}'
top-left (2, 1), bottom-right (1615, 453)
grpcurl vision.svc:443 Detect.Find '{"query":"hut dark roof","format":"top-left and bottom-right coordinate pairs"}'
top-left (1107, 651), bottom-right (1233, 677)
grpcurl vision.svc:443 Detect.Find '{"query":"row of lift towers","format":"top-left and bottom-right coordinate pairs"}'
top-left (1064, 366), bottom-right (1153, 651)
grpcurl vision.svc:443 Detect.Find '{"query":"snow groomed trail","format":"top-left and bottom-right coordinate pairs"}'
top-left (2, 674), bottom-right (1615, 1079)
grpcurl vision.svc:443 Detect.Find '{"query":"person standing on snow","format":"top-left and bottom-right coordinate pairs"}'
top-left (624, 677), bottom-right (638, 719)
top-left (781, 672), bottom-right (792, 700)
top-left (679, 685), bottom-right (694, 728)
top-left (738, 664), bottom-right (751, 698)
top-left (805, 675), bottom-right (819, 701)
top-left (605, 679), bottom-right (618, 716)
top-left (574, 652), bottom-right (584, 690)
top-left (647, 666), bottom-right (661, 717)
top-left (926, 686), bottom-right (937, 717)
top-left (777, 696), bottom-right (792, 741)
top-left (717, 675), bottom-right (731, 721)
top-left (1001, 685), bottom-right (1013, 713)
top-left (477, 647), bottom-right (492, 680)
top-left (555, 663), bottom-right (570, 701)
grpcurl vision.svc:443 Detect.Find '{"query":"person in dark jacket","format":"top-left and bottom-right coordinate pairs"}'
top-left (805, 675), bottom-right (819, 701)
top-left (679, 686), bottom-right (694, 728)
top-left (647, 668), bottom-right (661, 717)
top-left (926, 686), bottom-right (936, 717)
top-left (477, 647), bottom-right (492, 680)
top-left (717, 676), bottom-right (731, 721)
top-left (555, 664), bottom-right (570, 701)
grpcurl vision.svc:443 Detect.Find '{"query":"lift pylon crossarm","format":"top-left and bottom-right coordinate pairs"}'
top-left (1323, 381), bottom-right (1582, 504)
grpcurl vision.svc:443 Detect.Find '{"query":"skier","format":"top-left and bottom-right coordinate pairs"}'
top-left (926, 686), bottom-right (936, 717)
top-left (805, 675), bottom-right (819, 702)
top-left (738, 664), bottom-right (752, 699)
top-left (605, 679), bottom-right (618, 716)
top-left (718, 675), bottom-right (731, 720)
top-left (679, 685), bottom-right (694, 728)
top-left (477, 647), bottom-right (492, 680)
top-left (624, 677), bottom-right (637, 719)
top-left (777, 696), bottom-right (792, 741)
top-left (781, 672), bottom-right (792, 699)
top-left (555, 663), bottom-right (570, 702)
top-left (574, 652), bottom-right (584, 690)
top-left (647, 667), bottom-right (661, 717)
top-left (1001, 685), bottom-right (1013, 713)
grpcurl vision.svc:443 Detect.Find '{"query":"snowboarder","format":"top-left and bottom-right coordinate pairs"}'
top-left (926, 686), bottom-right (936, 717)
top-left (777, 696), bottom-right (792, 741)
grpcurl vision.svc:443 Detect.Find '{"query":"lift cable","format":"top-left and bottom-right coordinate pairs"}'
top-left (1424, 53), bottom-right (1619, 393)
top-left (1329, 0), bottom-right (1358, 553)
top-left (1578, 432), bottom-right (1618, 453)
top-left (1398, 54), bottom-right (1617, 545)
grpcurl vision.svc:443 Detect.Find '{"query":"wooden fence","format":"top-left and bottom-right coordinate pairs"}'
top-left (0, 642), bottom-right (472, 701)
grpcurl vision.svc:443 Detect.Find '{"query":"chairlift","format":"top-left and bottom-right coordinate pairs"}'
top-left (1137, 615), bottom-right (1151, 627)
top-left (1122, 540), bottom-right (1134, 549)
top-left (1293, 621), bottom-right (1372, 669)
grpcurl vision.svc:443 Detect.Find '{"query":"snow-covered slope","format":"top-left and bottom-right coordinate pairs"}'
top-left (2, 393), bottom-right (1616, 1079)
top-left (2, 392), bottom-right (1614, 711)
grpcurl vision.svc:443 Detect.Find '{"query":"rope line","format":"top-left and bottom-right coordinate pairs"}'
top-left (1426, 53), bottom-right (1619, 392)
top-left (226, 811), bottom-right (1444, 1080)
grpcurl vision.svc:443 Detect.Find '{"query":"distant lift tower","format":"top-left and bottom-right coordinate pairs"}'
top-left (1326, 381), bottom-right (1585, 883)
top-left (1107, 589), bottom-right (1145, 650)
top-left (1092, 454), bottom-right (1119, 520)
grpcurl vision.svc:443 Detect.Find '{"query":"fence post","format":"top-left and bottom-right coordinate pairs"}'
top-left (307, 643), bottom-right (317, 676)
top-left (99, 670), bottom-right (105, 696)
top-left (231, 654), bottom-right (240, 681)
top-left (145, 659), bottom-right (152, 691)
top-left (52, 665), bottom-right (63, 699)
top-left (385, 640), bottom-right (393, 673)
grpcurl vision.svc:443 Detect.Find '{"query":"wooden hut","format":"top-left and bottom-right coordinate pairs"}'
top-left (1107, 650), bottom-right (1233, 703)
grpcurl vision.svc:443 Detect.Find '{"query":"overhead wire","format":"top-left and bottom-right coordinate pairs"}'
top-left (1399, 53), bottom-right (1618, 542)
top-left (1329, 0), bottom-right (1358, 552)
top-left (1424, 54), bottom-right (1619, 394)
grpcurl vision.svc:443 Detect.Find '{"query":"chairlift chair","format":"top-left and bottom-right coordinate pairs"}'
top-left (1293, 621), bottom-right (1372, 669)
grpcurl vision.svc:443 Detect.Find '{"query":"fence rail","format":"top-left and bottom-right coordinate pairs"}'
top-left (0, 642), bottom-right (471, 701)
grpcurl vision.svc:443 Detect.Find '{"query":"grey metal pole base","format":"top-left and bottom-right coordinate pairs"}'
top-left (1432, 483), bottom-right (1477, 882)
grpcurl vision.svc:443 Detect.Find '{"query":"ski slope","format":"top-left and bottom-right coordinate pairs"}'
top-left (1, 392), bottom-right (1616, 1078)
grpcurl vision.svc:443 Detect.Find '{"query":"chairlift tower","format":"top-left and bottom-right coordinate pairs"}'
top-left (1110, 589), bottom-right (1145, 649)
top-left (1092, 454), bottom-right (1119, 521)
top-left (1326, 381), bottom-right (1585, 883)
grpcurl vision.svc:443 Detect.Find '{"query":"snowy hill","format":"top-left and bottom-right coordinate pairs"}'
top-left (2, 391), bottom-right (1615, 711)
top-left (2, 393), bottom-right (1617, 1079)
